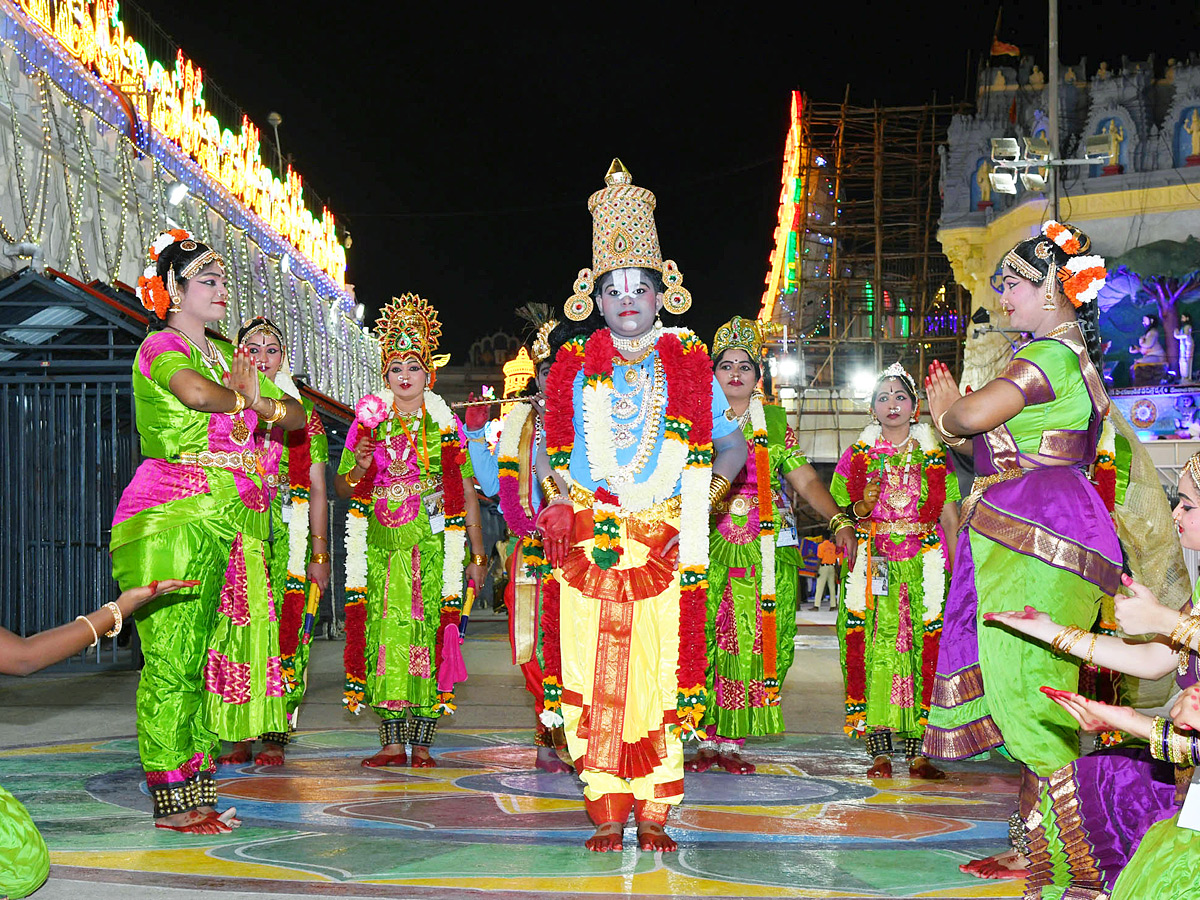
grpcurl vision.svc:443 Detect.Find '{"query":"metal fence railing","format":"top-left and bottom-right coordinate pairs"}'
top-left (0, 375), bottom-right (139, 669)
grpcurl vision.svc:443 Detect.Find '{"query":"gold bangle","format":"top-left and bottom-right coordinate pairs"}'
top-left (76, 615), bottom-right (99, 648)
top-left (102, 600), bottom-right (123, 638)
top-left (935, 411), bottom-right (966, 447)
top-left (263, 397), bottom-right (286, 424)
top-left (466, 523), bottom-right (482, 530)
top-left (829, 513), bottom-right (855, 534)
top-left (227, 391), bottom-right (246, 416)
top-left (1050, 625), bottom-right (1088, 656)
top-left (540, 476), bottom-right (562, 502)
top-left (470, 553), bottom-right (488, 567)
top-left (345, 466), bottom-right (365, 487)
top-left (310, 535), bottom-right (328, 544)
top-left (1170, 612), bottom-right (1200, 647)
top-left (1084, 631), bottom-right (1098, 666)
top-left (310, 552), bottom-right (330, 565)
top-left (709, 474), bottom-right (732, 505)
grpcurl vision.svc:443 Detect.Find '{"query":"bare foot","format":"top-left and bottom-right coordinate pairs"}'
top-left (716, 751), bottom-right (756, 774)
top-left (961, 849), bottom-right (1030, 879)
top-left (683, 748), bottom-right (719, 773)
top-left (585, 821), bottom-right (623, 852)
top-left (866, 755), bottom-right (892, 778)
top-left (362, 743), bottom-right (407, 768)
top-left (217, 741), bottom-right (253, 765)
top-left (636, 821), bottom-right (677, 852)
top-left (908, 756), bottom-right (945, 780)
top-left (216, 806), bottom-right (241, 828)
top-left (154, 809), bottom-right (231, 834)
top-left (411, 746), bottom-right (437, 768)
top-left (254, 742), bottom-right (285, 766)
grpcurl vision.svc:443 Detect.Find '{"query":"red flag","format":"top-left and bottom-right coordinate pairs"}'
top-left (990, 38), bottom-right (1020, 57)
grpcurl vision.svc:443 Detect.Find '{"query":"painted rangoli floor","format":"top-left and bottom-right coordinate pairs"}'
top-left (3, 729), bottom-right (1024, 899)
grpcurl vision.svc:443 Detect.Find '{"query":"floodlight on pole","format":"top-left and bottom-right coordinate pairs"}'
top-left (167, 182), bottom-right (189, 206)
top-left (1083, 133), bottom-right (1113, 162)
top-left (990, 138), bottom-right (1021, 162)
top-left (989, 168), bottom-right (1019, 194)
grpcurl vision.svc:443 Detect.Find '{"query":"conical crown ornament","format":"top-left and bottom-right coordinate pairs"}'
top-left (564, 159), bottom-right (691, 321)
top-left (375, 293), bottom-right (450, 375)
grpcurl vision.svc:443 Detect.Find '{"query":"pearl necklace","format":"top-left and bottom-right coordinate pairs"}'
top-left (612, 328), bottom-right (659, 355)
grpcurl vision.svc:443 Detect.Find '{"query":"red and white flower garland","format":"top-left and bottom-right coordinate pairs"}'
top-left (341, 389), bottom-right (467, 715)
top-left (545, 327), bottom-right (714, 737)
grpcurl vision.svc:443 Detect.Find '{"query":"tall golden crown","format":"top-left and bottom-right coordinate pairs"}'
top-left (375, 293), bottom-right (449, 374)
top-left (565, 159), bottom-right (691, 319)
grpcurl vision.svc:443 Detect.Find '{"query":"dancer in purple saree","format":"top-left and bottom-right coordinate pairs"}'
top-left (986, 450), bottom-right (1200, 899)
top-left (922, 221), bottom-right (1122, 881)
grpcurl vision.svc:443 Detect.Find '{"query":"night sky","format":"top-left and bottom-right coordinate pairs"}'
top-left (138, 1), bottom-right (1198, 359)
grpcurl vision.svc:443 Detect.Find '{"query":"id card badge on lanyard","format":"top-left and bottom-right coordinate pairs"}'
top-left (870, 557), bottom-right (889, 597)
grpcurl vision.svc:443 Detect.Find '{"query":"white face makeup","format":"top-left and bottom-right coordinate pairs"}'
top-left (599, 268), bottom-right (662, 339)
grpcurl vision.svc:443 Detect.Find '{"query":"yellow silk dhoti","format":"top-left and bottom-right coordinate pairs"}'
top-left (558, 506), bottom-right (684, 825)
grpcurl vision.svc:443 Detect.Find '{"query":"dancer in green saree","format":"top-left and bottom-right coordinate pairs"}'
top-left (111, 230), bottom-right (303, 833)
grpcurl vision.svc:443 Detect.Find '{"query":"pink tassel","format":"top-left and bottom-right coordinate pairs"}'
top-left (437, 624), bottom-right (468, 691)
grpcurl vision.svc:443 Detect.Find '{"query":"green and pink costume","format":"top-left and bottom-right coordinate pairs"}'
top-left (110, 330), bottom-right (286, 817)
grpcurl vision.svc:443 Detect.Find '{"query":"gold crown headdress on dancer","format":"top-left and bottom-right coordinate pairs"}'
top-left (564, 159), bottom-right (692, 321)
top-left (375, 293), bottom-right (451, 382)
top-left (531, 318), bottom-right (559, 364)
top-left (712, 316), bottom-right (773, 362)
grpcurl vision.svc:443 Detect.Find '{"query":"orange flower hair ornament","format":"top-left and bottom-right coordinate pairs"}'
top-left (1042, 220), bottom-right (1083, 255)
top-left (136, 229), bottom-right (199, 318)
top-left (1059, 255), bottom-right (1108, 308)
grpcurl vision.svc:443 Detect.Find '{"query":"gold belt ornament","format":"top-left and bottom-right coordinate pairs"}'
top-left (960, 468), bottom-right (1025, 527)
top-left (864, 519), bottom-right (933, 537)
top-left (712, 494), bottom-right (753, 516)
top-left (371, 476), bottom-right (442, 504)
top-left (568, 481), bottom-right (682, 525)
top-left (177, 449), bottom-right (264, 476)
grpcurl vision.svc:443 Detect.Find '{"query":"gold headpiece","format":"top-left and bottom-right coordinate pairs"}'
top-left (564, 159), bottom-right (691, 321)
top-left (531, 318), bottom-right (559, 364)
top-left (238, 316), bottom-right (285, 349)
top-left (375, 293), bottom-right (451, 376)
top-left (712, 316), bottom-right (767, 362)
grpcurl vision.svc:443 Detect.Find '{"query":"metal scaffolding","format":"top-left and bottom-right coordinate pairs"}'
top-left (760, 90), bottom-right (970, 391)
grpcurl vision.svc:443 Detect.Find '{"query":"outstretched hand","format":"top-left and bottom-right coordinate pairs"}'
top-left (119, 578), bottom-right (201, 614)
top-left (1169, 683), bottom-right (1200, 732)
top-left (983, 605), bottom-right (1061, 643)
top-left (1040, 686), bottom-right (1153, 737)
top-left (536, 501), bottom-right (574, 569)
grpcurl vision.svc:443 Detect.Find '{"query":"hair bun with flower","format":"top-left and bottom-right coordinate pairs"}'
top-left (148, 228), bottom-right (195, 263)
top-left (136, 265), bottom-right (171, 318)
top-left (1041, 220), bottom-right (1093, 257)
top-left (1060, 255), bottom-right (1108, 308)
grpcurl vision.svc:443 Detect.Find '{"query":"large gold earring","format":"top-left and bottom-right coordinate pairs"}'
top-left (660, 260), bottom-right (691, 315)
top-left (565, 268), bottom-right (595, 321)
top-left (166, 267), bottom-right (183, 313)
top-left (1042, 271), bottom-right (1058, 310)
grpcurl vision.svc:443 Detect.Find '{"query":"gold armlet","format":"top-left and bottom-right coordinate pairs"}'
top-left (263, 397), bottom-right (286, 424)
top-left (709, 474), bottom-right (732, 505)
top-left (540, 476), bottom-right (562, 502)
top-left (310, 552), bottom-right (330, 565)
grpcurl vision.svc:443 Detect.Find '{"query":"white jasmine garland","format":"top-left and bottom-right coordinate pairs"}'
top-left (288, 492), bottom-right (310, 585)
top-left (497, 401), bottom-right (532, 461)
top-left (581, 379), bottom-right (615, 482)
top-left (679, 465), bottom-right (709, 567)
top-left (748, 397), bottom-right (777, 597)
top-left (922, 538), bottom-right (948, 623)
top-left (843, 541), bottom-right (870, 615)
